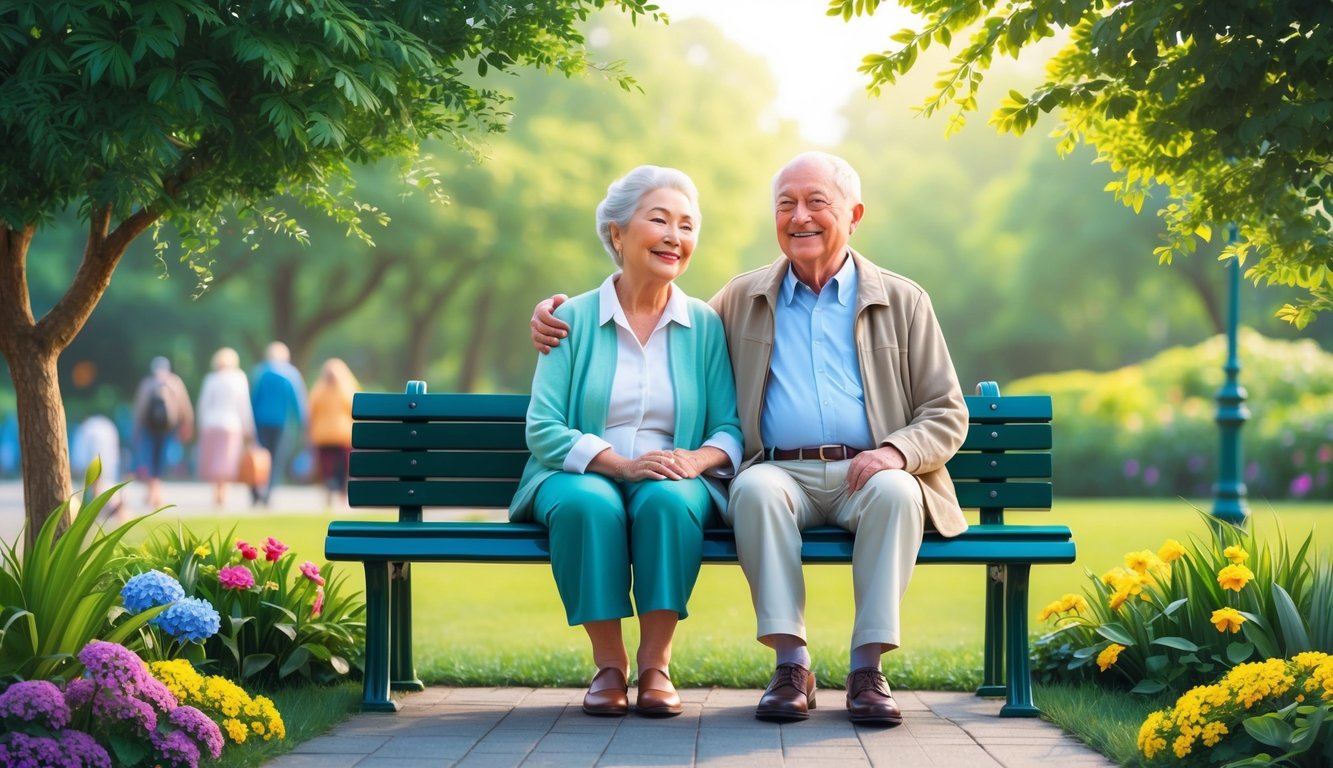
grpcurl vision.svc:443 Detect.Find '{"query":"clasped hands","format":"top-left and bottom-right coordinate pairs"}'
top-left (614, 448), bottom-right (710, 482)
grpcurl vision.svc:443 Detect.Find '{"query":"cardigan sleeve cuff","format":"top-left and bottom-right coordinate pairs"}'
top-left (564, 434), bottom-right (612, 473)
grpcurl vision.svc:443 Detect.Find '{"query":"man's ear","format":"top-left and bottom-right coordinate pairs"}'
top-left (848, 202), bottom-right (865, 235)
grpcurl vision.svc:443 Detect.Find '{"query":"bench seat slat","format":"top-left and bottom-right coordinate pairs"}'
top-left (327, 521), bottom-right (1075, 565)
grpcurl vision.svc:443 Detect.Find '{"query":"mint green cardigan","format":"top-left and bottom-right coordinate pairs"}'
top-left (508, 288), bottom-right (742, 521)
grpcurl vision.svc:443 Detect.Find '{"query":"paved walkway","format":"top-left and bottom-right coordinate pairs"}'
top-left (269, 687), bottom-right (1117, 767)
top-left (1, 481), bottom-right (1118, 766)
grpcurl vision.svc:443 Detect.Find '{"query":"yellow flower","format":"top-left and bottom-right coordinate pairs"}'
top-left (1109, 590), bottom-right (1129, 610)
top-left (1038, 599), bottom-right (1062, 622)
top-left (1217, 563), bottom-right (1254, 592)
top-left (1097, 643), bottom-right (1125, 672)
top-left (1038, 593), bottom-right (1087, 622)
top-left (1223, 545), bottom-right (1249, 564)
top-left (1124, 549), bottom-right (1159, 574)
top-left (194, 544), bottom-right (211, 557)
top-left (1158, 539), bottom-right (1186, 563)
top-left (1210, 607), bottom-right (1245, 633)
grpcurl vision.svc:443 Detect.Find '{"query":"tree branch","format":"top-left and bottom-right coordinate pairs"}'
top-left (0, 224), bottom-right (38, 356)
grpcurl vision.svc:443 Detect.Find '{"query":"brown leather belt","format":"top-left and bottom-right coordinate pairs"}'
top-left (766, 444), bottom-right (864, 462)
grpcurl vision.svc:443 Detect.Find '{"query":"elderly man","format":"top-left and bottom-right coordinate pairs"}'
top-left (532, 151), bottom-right (968, 726)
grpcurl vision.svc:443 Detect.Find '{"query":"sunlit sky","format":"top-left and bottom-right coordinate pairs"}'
top-left (656, 0), bottom-right (920, 145)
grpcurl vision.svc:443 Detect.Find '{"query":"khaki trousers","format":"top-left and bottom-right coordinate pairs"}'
top-left (721, 461), bottom-right (925, 649)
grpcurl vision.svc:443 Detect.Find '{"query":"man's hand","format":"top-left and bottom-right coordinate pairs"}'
top-left (847, 445), bottom-right (907, 493)
top-left (531, 294), bottom-right (570, 353)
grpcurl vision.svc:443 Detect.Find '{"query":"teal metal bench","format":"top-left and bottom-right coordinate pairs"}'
top-left (326, 380), bottom-right (1074, 717)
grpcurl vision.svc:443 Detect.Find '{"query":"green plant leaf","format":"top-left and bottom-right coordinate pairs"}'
top-left (1095, 623), bottom-right (1135, 645)
top-left (1150, 636), bottom-right (1200, 652)
top-left (1227, 641), bottom-right (1256, 663)
top-left (1130, 678), bottom-right (1168, 695)
top-left (1270, 583), bottom-right (1311, 653)
top-left (241, 652), bottom-right (276, 679)
top-left (1242, 711), bottom-right (1295, 748)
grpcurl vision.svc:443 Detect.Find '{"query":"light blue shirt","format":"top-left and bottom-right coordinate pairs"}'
top-left (760, 254), bottom-right (874, 450)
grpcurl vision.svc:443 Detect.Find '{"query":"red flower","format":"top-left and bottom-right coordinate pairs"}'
top-left (218, 565), bottom-right (255, 590)
top-left (311, 586), bottom-right (325, 618)
top-left (263, 537), bottom-right (289, 562)
top-left (236, 539), bottom-right (259, 561)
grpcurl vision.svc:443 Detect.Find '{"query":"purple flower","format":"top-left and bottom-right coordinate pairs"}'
top-left (1143, 466), bottom-right (1160, 487)
top-left (64, 678), bottom-right (95, 709)
top-left (1187, 454), bottom-right (1205, 473)
top-left (91, 689), bottom-right (158, 732)
top-left (78, 640), bottom-right (148, 696)
top-left (1123, 459), bottom-right (1140, 478)
top-left (139, 675), bottom-right (179, 714)
top-left (154, 598), bottom-right (221, 643)
top-left (57, 729), bottom-right (113, 768)
top-left (1290, 473), bottom-right (1314, 497)
top-left (0, 732), bottom-right (65, 768)
top-left (152, 729), bottom-right (202, 768)
top-left (170, 706), bottom-right (224, 759)
top-left (120, 570), bottom-right (185, 613)
top-left (1246, 461), bottom-right (1261, 482)
top-left (0, 679), bottom-right (70, 729)
top-left (1318, 444), bottom-right (1332, 464)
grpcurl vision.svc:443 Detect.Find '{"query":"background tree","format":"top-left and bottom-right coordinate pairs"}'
top-left (837, 0), bottom-right (1333, 327)
top-left (0, 0), bottom-right (662, 541)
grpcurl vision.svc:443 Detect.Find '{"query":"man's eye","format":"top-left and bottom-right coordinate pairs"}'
top-left (777, 201), bottom-right (795, 211)
top-left (809, 200), bottom-right (828, 209)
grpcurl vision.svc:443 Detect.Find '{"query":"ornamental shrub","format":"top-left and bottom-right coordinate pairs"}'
top-left (119, 571), bottom-right (221, 660)
top-left (1137, 652), bottom-right (1333, 766)
top-left (0, 640), bottom-right (223, 768)
top-left (1010, 330), bottom-right (1333, 499)
top-left (125, 525), bottom-right (364, 686)
top-left (1034, 513), bottom-right (1333, 696)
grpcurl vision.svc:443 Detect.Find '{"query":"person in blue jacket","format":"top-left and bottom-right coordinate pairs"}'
top-left (249, 341), bottom-right (308, 505)
top-left (509, 166), bottom-right (741, 720)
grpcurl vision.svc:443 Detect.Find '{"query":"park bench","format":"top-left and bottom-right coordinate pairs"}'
top-left (325, 380), bottom-right (1074, 717)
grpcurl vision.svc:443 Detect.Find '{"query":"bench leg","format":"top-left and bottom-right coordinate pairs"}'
top-left (976, 565), bottom-right (1006, 698)
top-left (1000, 563), bottom-right (1040, 717)
top-left (360, 561), bottom-right (400, 712)
top-left (390, 562), bottom-right (425, 692)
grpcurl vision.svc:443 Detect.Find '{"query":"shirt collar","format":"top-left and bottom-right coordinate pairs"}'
top-left (598, 273), bottom-right (692, 329)
top-left (780, 251), bottom-right (856, 306)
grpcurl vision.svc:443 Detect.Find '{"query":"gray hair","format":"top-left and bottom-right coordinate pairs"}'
top-left (596, 165), bottom-right (701, 267)
top-left (772, 151), bottom-right (862, 205)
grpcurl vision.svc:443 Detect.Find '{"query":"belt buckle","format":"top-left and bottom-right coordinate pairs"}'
top-left (817, 444), bottom-right (842, 461)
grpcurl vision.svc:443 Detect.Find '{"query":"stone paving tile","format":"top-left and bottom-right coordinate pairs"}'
top-left (266, 687), bottom-right (1121, 767)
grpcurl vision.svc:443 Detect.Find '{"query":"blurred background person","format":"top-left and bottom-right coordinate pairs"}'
top-left (249, 341), bottom-right (308, 506)
top-left (195, 347), bottom-right (256, 507)
top-left (131, 356), bottom-right (194, 509)
top-left (308, 357), bottom-right (360, 509)
top-left (70, 413), bottom-right (123, 518)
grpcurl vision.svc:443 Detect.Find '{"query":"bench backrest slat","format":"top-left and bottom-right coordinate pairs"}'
top-left (347, 388), bottom-right (1054, 520)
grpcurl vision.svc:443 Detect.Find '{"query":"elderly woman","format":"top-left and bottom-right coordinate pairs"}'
top-left (509, 166), bottom-right (741, 718)
top-left (195, 347), bottom-right (255, 507)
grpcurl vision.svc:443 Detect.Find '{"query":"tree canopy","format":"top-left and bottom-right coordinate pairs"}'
top-left (834, 0), bottom-right (1333, 327)
top-left (0, 0), bottom-right (662, 539)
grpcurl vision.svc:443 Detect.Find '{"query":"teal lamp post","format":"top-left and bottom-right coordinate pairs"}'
top-left (1212, 223), bottom-right (1249, 526)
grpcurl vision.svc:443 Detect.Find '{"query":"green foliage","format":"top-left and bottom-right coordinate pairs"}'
top-left (0, 464), bottom-right (161, 683)
top-left (1011, 330), bottom-right (1333, 499)
top-left (830, 0), bottom-right (1333, 326)
top-left (1034, 512), bottom-right (1333, 700)
top-left (126, 525), bottom-right (364, 687)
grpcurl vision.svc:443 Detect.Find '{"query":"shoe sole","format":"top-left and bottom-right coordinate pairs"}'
top-left (848, 713), bottom-right (903, 727)
top-left (636, 706), bottom-right (683, 718)
top-left (582, 705), bottom-right (628, 717)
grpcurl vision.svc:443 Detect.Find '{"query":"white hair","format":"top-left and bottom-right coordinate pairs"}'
top-left (772, 151), bottom-right (862, 205)
top-left (595, 165), bottom-right (701, 267)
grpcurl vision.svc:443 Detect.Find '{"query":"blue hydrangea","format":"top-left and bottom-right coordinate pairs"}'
top-left (120, 570), bottom-right (185, 613)
top-left (152, 598), bottom-right (220, 643)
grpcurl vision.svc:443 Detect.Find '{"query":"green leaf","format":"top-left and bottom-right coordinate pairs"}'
top-left (1151, 636), bottom-right (1200, 652)
top-left (1095, 623), bottom-right (1135, 645)
top-left (1130, 678), bottom-right (1168, 695)
top-left (1242, 712), bottom-right (1294, 748)
top-left (1226, 641), bottom-right (1256, 663)
top-left (1271, 583), bottom-right (1311, 652)
top-left (241, 652), bottom-right (276, 680)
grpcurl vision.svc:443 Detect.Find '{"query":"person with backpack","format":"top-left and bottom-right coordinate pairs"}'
top-left (132, 356), bottom-right (195, 509)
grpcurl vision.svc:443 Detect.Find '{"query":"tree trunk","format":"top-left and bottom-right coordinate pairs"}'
top-left (457, 286), bottom-right (494, 392)
top-left (0, 207), bottom-right (159, 549)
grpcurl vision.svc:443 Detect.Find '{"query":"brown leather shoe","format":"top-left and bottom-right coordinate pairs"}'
top-left (845, 667), bottom-right (903, 727)
top-left (582, 667), bottom-right (629, 717)
top-left (635, 667), bottom-right (682, 717)
top-left (755, 663), bottom-right (816, 722)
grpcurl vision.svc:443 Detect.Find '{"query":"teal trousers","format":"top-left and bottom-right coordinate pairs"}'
top-left (532, 472), bottom-right (712, 626)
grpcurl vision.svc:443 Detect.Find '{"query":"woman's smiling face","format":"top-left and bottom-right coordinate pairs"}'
top-left (611, 187), bottom-right (698, 283)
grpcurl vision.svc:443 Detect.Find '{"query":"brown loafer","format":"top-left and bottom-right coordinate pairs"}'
top-left (755, 663), bottom-right (816, 722)
top-left (845, 667), bottom-right (903, 727)
top-left (635, 667), bottom-right (682, 717)
top-left (582, 667), bottom-right (629, 717)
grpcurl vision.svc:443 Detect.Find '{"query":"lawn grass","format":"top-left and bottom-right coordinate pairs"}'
top-left (122, 497), bottom-right (1327, 766)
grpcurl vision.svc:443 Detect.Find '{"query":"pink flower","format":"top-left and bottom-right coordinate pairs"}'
top-left (311, 586), bottom-right (325, 618)
top-left (218, 565), bottom-right (255, 590)
top-left (299, 561), bottom-right (326, 586)
top-left (236, 540), bottom-right (259, 561)
top-left (263, 537), bottom-right (289, 562)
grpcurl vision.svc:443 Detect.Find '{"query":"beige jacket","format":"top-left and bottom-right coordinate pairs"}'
top-left (709, 249), bottom-right (969, 537)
